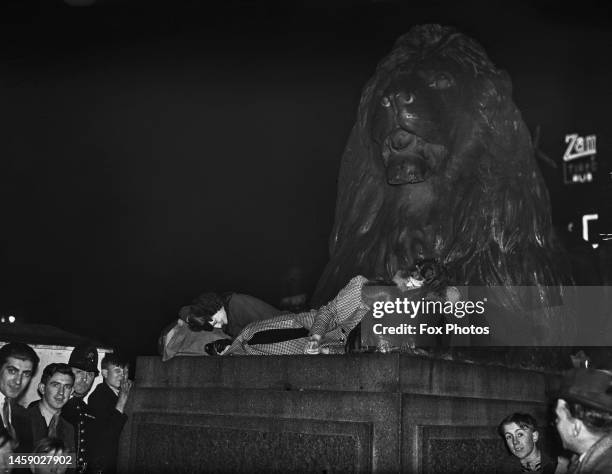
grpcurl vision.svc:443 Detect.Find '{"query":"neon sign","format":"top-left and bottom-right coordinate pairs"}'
top-left (563, 133), bottom-right (598, 184)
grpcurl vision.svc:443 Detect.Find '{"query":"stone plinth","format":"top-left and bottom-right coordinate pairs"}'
top-left (119, 355), bottom-right (560, 473)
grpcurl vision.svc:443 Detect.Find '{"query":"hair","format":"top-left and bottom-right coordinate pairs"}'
top-left (40, 363), bottom-right (74, 385)
top-left (33, 436), bottom-right (66, 455)
top-left (0, 342), bottom-right (40, 375)
top-left (497, 412), bottom-right (539, 437)
top-left (101, 353), bottom-right (128, 370)
top-left (565, 401), bottom-right (612, 435)
top-left (186, 292), bottom-right (225, 331)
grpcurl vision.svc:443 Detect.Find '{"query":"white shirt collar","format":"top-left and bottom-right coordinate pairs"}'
top-left (0, 393), bottom-right (11, 427)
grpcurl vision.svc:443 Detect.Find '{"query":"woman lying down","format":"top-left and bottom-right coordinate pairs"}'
top-left (177, 259), bottom-right (458, 356)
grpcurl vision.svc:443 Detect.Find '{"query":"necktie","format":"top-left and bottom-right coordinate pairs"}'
top-left (2, 398), bottom-right (17, 443)
top-left (48, 413), bottom-right (59, 438)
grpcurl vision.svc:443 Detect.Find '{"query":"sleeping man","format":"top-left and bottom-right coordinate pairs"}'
top-left (159, 291), bottom-right (285, 360)
top-left (224, 259), bottom-right (457, 356)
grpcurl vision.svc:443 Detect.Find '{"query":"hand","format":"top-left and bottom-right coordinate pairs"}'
top-left (116, 375), bottom-right (133, 414)
top-left (304, 335), bottom-right (322, 355)
top-left (204, 339), bottom-right (232, 356)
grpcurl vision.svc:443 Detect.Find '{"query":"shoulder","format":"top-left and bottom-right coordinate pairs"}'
top-left (59, 415), bottom-right (74, 433)
top-left (24, 401), bottom-right (41, 417)
top-left (89, 383), bottom-right (116, 408)
top-left (539, 450), bottom-right (558, 473)
top-left (90, 382), bottom-right (109, 398)
top-left (62, 396), bottom-right (84, 413)
top-left (13, 401), bottom-right (29, 414)
top-left (496, 455), bottom-right (520, 473)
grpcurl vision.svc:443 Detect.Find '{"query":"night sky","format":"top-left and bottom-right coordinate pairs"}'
top-left (2, 0), bottom-right (611, 358)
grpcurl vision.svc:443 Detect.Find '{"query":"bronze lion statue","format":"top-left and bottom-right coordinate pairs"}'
top-left (312, 24), bottom-right (572, 345)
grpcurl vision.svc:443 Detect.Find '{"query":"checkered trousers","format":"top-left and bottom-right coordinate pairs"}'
top-left (226, 275), bottom-right (369, 355)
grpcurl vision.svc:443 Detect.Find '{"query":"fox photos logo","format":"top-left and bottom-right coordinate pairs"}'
top-left (563, 133), bottom-right (597, 184)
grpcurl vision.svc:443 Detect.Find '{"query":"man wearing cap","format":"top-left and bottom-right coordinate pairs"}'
top-left (554, 368), bottom-right (612, 473)
top-left (62, 343), bottom-right (99, 473)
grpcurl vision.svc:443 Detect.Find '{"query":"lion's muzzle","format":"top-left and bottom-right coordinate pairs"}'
top-left (386, 154), bottom-right (429, 185)
top-left (383, 130), bottom-right (430, 185)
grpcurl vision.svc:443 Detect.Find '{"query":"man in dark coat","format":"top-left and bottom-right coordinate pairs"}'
top-left (554, 368), bottom-right (612, 473)
top-left (88, 353), bottom-right (132, 474)
top-left (0, 342), bottom-right (39, 453)
top-left (62, 343), bottom-right (99, 473)
top-left (26, 363), bottom-right (75, 453)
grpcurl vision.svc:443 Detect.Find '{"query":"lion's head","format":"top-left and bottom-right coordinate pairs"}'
top-left (312, 25), bottom-right (570, 343)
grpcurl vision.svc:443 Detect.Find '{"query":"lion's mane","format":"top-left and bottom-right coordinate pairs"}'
top-left (312, 25), bottom-right (569, 343)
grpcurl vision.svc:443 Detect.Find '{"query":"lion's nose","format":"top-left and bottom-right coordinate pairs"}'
top-left (389, 129), bottom-right (415, 151)
top-left (389, 91), bottom-right (418, 130)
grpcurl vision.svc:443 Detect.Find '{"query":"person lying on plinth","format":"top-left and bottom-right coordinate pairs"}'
top-left (223, 259), bottom-right (458, 356)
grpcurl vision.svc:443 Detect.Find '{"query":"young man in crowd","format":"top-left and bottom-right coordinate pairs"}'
top-left (554, 368), bottom-right (612, 473)
top-left (497, 412), bottom-right (562, 473)
top-left (0, 342), bottom-right (39, 453)
top-left (88, 353), bottom-right (132, 474)
top-left (62, 343), bottom-right (99, 474)
top-left (26, 363), bottom-right (75, 453)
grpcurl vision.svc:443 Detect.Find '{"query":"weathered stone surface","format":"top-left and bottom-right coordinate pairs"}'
top-left (135, 354), bottom-right (400, 392)
top-left (119, 354), bottom-right (559, 473)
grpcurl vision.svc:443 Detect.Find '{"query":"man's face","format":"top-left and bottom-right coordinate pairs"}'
top-left (502, 422), bottom-right (538, 460)
top-left (102, 364), bottom-right (126, 390)
top-left (0, 357), bottom-right (34, 399)
top-left (209, 307), bottom-right (228, 328)
top-left (71, 367), bottom-right (95, 397)
top-left (40, 373), bottom-right (73, 411)
top-left (555, 399), bottom-right (577, 451)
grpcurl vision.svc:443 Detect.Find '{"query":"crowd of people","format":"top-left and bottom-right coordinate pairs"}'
top-left (496, 368), bottom-right (612, 473)
top-left (0, 342), bottom-right (132, 474)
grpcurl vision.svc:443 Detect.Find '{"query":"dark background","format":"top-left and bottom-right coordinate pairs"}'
top-left (2, 0), bottom-right (611, 359)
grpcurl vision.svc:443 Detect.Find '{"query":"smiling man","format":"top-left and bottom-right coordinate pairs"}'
top-left (497, 413), bottom-right (560, 473)
top-left (26, 363), bottom-right (75, 453)
top-left (0, 342), bottom-right (39, 453)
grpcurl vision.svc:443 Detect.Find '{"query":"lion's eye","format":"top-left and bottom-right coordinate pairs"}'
top-left (381, 96), bottom-right (391, 108)
top-left (428, 74), bottom-right (453, 90)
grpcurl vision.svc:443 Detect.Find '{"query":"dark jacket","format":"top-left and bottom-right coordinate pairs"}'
top-left (570, 433), bottom-right (612, 474)
top-left (62, 396), bottom-right (94, 473)
top-left (88, 382), bottom-right (128, 474)
top-left (9, 400), bottom-right (33, 454)
top-left (223, 293), bottom-right (284, 339)
top-left (497, 449), bottom-right (558, 473)
top-left (26, 400), bottom-right (75, 453)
